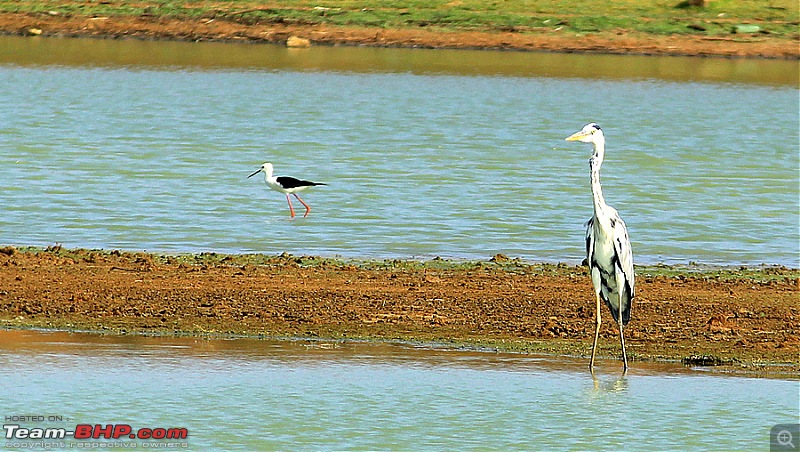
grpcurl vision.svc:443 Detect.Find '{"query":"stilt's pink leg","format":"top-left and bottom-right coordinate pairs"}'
top-left (294, 194), bottom-right (311, 217)
top-left (285, 194), bottom-right (296, 218)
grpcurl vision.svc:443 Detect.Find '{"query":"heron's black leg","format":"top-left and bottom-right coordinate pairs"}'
top-left (590, 291), bottom-right (602, 370)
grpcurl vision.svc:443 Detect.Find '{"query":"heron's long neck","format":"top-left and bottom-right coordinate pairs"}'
top-left (590, 141), bottom-right (607, 214)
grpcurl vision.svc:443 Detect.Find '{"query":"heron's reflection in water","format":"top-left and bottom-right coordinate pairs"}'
top-left (591, 368), bottom-right (629, 393)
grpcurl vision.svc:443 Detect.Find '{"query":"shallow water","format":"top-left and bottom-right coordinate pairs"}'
top-left (0, 330), bottom-right (797, 450)
top-left (2, 35), bottom-right (797, 86)
top-left (0, 36), bottom-right (797, 266)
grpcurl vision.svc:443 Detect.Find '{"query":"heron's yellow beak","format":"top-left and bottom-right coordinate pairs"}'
top-left (565, 131), bottom-right (588, 141)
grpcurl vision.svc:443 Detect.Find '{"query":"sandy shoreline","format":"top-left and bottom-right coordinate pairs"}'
top-left (1, 11), bottom-right (798, 59)
top-left (0, 248), bottom-right (797, 375)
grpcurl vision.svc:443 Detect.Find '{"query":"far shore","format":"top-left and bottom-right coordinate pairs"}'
top-left (0, 11), bottom-right (798, 59)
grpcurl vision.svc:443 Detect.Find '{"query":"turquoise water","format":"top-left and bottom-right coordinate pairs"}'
top-left (0, 36), bottom-right (797, 266)
top-left (0, 330), bottom-right (797, 450)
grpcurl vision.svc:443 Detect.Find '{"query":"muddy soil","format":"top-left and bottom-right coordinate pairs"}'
top-left (0, 249), bottom-right (797, 373)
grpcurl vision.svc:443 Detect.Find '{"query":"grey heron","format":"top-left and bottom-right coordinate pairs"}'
top-left (566, 123), bottom-right (635, 370)
top-left (248, 162), bottom-right (327, 218)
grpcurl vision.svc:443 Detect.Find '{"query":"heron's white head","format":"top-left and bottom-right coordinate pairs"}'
top-left (565, 123), bottom-right (604, 144)
top-left (248, 162), bottom-right (274, 179)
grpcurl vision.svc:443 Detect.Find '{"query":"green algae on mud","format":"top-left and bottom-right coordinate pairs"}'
top-left (2, 0), bottom-right (798, 41)
top-left (0, 2), bottom-right (797, 58)
top-left (6, 245), bottom-right (798, 281)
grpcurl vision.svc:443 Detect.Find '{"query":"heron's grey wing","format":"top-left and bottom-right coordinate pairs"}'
top-left (584, 217), bottom-right (595, 261)
top-left (612, 215), bottom-right (634, 296)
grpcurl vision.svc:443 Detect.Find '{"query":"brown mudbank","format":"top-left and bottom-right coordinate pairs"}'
top-left (0, 249), bottom-right (797, 373)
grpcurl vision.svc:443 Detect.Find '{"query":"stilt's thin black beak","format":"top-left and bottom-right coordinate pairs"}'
top-left (247, 169), bottom-right (261, 179)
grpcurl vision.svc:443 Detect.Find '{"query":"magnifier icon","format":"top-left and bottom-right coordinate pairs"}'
top-left (778, 430), bottom-right (795, 448)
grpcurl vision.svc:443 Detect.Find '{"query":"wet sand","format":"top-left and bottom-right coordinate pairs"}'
top-left (0, 248), bottom-right (797, 373)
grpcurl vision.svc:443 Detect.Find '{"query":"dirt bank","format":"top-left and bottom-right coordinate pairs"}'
top-left (0, 248), bottom-right (797, 374)
top-left (2, 11), bottom-right (798, 59)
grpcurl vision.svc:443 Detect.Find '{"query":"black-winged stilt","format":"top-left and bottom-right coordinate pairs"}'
top-left (248, 162), bottom-right (327, 218)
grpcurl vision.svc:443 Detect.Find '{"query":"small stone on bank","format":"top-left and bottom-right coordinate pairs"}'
top-left (286, 36), bottom-right (311, 48)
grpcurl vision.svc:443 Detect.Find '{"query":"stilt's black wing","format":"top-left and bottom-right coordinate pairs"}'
top-left (275, 176), bottom-right (326, 189)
